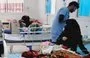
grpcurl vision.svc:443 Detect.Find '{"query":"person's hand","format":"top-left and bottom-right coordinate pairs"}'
top-left (19, 20), bottom-right (24, 23)
top-left (62, 36), bottom-right (68, 41)
top-left (22, 22), bottom-right (26, 26)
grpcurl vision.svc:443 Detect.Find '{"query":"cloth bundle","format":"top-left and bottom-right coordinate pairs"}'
top-left (51, 50), bottom-right (82, 58)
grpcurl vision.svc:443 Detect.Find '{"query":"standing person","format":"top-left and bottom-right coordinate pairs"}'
top-left (51, 1), bottom-right (79, 43)
top-left (19, 15), bottom-right (33, 27)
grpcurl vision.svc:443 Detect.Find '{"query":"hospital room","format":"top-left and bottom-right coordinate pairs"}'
top-left (0, 0), bottom-right (90, 58)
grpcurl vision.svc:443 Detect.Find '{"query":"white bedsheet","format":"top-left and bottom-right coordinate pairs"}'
top-left (4, 34), bottom-right (24, 41)
top-left (4, 33), bottom-right (51, 41)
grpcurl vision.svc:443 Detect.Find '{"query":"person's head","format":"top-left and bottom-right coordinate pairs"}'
top-left (68, 1), bottom-right (79, 13)
top-left (21, 15), bottom-right (30, 22)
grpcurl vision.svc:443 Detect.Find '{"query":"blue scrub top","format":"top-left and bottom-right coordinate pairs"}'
top-left (51, 7), bottom-right (69, 42)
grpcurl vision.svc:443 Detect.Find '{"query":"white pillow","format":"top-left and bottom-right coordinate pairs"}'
top-left (9, 45), bottom-right (29, 53)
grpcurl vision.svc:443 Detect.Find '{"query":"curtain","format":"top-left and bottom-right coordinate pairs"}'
top-left (45, 0), bottom-right (56, 24)
top-left (45, 0), bottom-right (56, 15)
top-left (78, 0), bottom-right (90, 16)
top-left (45, 0), bottom-right (51, 15)
top-left (0, 0), bottom-right (24, 13)
top-left (7, 0), bottom-right (24, 13)
top-left (0, 0), bottom-right (6, 13)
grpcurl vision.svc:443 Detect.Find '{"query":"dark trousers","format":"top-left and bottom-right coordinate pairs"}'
top-left (0, 42), bottom-right (4, 57)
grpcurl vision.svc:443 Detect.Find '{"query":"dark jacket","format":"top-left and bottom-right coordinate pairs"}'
top-left (56, 19), bottom-right (89, 54)
top-left (19, 15), bottom-right (32, 27)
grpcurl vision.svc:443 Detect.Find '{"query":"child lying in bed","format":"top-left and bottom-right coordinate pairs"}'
top-left (56, 19), bottom-right (89, 54)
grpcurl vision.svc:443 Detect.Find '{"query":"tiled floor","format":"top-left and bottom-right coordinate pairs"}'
top-left (8, 53), bottom-right (21, 58)
top-left (77, 43), bottom-right (90, 56)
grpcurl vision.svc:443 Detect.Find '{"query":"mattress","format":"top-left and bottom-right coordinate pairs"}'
top-left (4, 33), bottom-right (51, 43)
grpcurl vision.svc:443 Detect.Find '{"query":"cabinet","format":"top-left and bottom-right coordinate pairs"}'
top-left (2, 22), bottom-right (12, 34)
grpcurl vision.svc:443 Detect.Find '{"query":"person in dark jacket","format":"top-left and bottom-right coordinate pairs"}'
top-left (56, 19), bottom-right (89, 54)
top-left (19, 15), bottom-right (33, 27)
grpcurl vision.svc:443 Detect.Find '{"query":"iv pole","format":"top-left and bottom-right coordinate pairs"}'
top-left (46, 0), bottom-right (51, 25)
top-left (46, 0), bottom-right (56, 25)
top-left (63, 0), bottom-right (66, 7)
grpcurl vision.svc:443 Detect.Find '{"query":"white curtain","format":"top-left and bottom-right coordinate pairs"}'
top-left (46, 0), bottom-right (56, 15)
top-left (0, 0), bottom-right (6, 13)
top-left (0, 0), bottom-right (24, 13)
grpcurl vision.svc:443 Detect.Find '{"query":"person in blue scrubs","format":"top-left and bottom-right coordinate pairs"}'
top-left (51, 1), bottom-right (79, 43)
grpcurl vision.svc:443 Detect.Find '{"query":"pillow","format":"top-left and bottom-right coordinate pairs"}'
top-left (8, 45), bottom-right (29, 53)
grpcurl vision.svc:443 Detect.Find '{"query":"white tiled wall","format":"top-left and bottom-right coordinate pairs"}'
top-left (77, 17), bottom-right (90, 40)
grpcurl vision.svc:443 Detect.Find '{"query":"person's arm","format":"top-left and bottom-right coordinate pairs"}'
top-left (58, 8), bottom-right (69, 23)
top-left (58, 14), bottom-right (65, 23)
top-left (19, 20), bottom-right (24, 24)
top-left (19, 20), bottom-right (26, 27)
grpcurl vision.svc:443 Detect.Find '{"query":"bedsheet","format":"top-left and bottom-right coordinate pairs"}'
top-left (4, 33), bottom-right (51, 43)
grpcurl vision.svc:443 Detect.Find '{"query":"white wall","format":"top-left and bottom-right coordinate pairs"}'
top-left (25, 0), bottom-right (40, 19)
top-left (76, 17), bottom-right (90, 39)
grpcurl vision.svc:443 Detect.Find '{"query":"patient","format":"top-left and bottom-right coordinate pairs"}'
top-left (56, 19), bottom-right (89, 54)
top-left (19, 15), bottom-right (33, 27)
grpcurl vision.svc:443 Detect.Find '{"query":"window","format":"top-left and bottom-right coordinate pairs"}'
top-left (0, 0), bottom-right (24, 13)
top-left (45, 0), bottom-right (56, 24)
top-left (78, 0), bottom-right (90, 16)
top-left (45, 0), bottom-right (56, 15)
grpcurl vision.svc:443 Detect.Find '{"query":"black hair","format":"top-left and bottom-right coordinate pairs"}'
top-left (68, 1), bottom-right (79, 9)
top-left (21, 15), bottom-right (31, 27)
top-left (21, 15), bottom-right (30, 21)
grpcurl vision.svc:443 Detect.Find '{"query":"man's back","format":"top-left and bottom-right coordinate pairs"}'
top-left (51, 7), bottom-right (69, 42)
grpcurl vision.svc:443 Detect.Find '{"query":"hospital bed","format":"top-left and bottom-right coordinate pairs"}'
top-left (4, 25), bottom-right (51, 43)
top-left (2, 25), bottom-right (51, 58)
